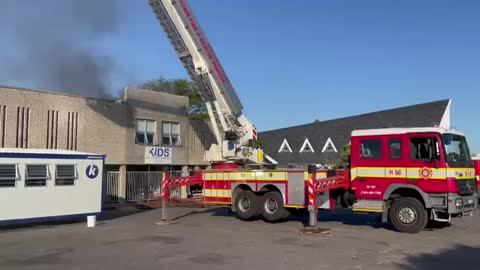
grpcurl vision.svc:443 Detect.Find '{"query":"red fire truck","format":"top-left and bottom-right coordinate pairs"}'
top-left (164, 127), bottom-right (478, 233)
top-left (473, 156), bottom-right (480, 201)
top-left (148, 1), bottom-right (477, 233)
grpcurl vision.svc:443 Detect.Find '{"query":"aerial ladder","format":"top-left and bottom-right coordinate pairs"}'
top-left (148, 0), bottom-right (271, 167)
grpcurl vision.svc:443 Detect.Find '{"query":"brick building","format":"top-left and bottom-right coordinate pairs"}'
top-left (0, 85), bottom-right (214, 201)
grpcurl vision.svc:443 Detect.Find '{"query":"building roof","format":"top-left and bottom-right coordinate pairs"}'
top-left (0, 148), bottom-right (103, 156)
top-left (0, 84), bottom-right (117, 102)
top-left (259, 99), bottom-right (450, 166)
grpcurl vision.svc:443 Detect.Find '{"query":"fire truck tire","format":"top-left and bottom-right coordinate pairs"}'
top-left (234, 190), bottom-right (259, 220)
top-left (260, 191), bottom-right (288, 222)
top-left (389, 197), bottom-right (428, 234)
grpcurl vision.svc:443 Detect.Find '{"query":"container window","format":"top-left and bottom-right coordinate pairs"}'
top-left (25, 164), bottom-right (48, 187)
top-left (56, 165), bottom-right (76, 186)
top-left (0, 164), bottom-right (17, 188)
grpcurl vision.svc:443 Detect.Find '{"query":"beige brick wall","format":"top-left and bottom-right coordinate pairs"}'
top-left (0, 86), bottom-right (210, 166)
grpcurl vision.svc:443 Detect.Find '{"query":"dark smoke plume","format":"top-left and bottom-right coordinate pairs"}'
top-left (0, 0), bottom-right (124, 98)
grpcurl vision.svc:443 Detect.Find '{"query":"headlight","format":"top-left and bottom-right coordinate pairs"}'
top-left (455, 199), bottom-right (463, 208)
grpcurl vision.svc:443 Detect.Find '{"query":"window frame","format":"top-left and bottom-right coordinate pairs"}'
top-left (278, 138), bottom-right (293, 153)
top-left (299, 138), bottom-right (315, 153)
top-left (321, 137), bottom-right (338, 153)
top-left (55, 164), bottom-right (78, 186)
top-left (409, 136), bottom-right (440, 162)
top-left (162, 121), bottom-right (182, 146)
top-left (135, 118), bottom-right (157, 146)
top-left (389, 138), bottom-right (402, 160)
top-left (0, 164), bottom-right (19, 188)
top-left (360, 139), bottom-right (383, 160)
top-left (25, 164), bottom-right (49, 187)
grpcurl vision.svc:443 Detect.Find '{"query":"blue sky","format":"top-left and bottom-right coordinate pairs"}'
top-left (2, 0), bottom-right (480, 152)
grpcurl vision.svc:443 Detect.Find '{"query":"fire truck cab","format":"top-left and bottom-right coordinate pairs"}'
top-left (349, 127), bottom-right (477, 232)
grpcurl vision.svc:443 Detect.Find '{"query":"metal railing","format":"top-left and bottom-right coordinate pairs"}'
top-left (126, 172), bottom-right (164, 202)
top-left (104, 172), bottom-right (120, 203)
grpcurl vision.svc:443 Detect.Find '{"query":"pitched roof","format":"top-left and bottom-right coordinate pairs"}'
top-left (259, 99), bottom-right (450, 166)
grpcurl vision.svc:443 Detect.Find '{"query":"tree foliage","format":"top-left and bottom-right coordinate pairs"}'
top-left (325, 144), bottom-right (351, 168)
top-left (254, 137), bottom-right (265, 149)
top-left (140, 77), bottom-right (208, 119)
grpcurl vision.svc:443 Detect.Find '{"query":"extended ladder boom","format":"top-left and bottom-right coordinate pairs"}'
top-left (148, 0), bottom-right (263, 164)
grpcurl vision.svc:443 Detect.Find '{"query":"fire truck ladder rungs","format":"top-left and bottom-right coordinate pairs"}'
top-left (148, 0), bottom-right (215, 102)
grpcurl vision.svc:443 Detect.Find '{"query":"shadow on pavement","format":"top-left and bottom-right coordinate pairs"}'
top-left (164, 206), bottom-right (394, 231)
top-left (398, 245), bottom-right (480, 270)
top-left (288, 208), bottom-right (392, 230)
top-left (0, 203), bottom-right (154, 232)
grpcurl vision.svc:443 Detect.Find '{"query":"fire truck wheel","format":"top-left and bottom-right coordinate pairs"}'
top-left (389, 197), bottom-right (428, 234)
top-left (234, 190), bottom-right (259, 220)
top-left (261, 191), bottom-right (288, 222)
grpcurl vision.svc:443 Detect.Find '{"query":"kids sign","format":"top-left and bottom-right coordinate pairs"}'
top-left (145, 147), bottom-right (173, 164)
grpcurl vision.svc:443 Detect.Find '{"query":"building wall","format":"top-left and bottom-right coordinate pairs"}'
top-left (0, 86), bottom-right (210, 167)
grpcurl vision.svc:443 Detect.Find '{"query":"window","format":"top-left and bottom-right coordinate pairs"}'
top-left (442, 134), bottom-right (472, 167)
top-left (360, 139), bottom-right (382, 159)
top-left (136, 119), bottom-right (156, 145)
top-left (410, 137), bottom-right (440, 161)
top-left (389, 139), bottom-right (402, 159)
top-left (56, 165), bottom-right (76, 186)
top-left (322, 137), bottom-right (338, 153)
top-left (300, 138), bottom-right (314, 152)
top-left (0, 164), bottom-right (17, 188)
top-left (278, 139), bottom-right (292, 153)
top-left (162, 122), bottom-right (181, 146)
top-left (25, 164), bottom-right (48, 187)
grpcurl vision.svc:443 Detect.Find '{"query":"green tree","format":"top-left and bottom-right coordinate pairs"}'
top-left (254, 137), bottom-right (265, 149)
top-left (325, 144), bottom-right (351, 168)
top-left (140, 77), bottom-right (208, 119)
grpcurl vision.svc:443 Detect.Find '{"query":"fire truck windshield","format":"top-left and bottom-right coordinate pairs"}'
top-left (442, 134), bottom-right (472, 167)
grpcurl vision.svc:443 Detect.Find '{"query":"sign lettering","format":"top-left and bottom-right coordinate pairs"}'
top-left (145, 147), bottom-right (173, 164)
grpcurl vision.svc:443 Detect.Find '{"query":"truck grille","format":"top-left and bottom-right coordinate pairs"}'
top-left (456, 179), bottom-right (476, 196)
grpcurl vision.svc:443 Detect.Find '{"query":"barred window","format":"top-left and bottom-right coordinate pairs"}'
top-left (0, 164), bottom-right (17, 188)
top-left (25, 164), bottom-right (48, 187)
top-left (56, 165), bottom-right (76, 186)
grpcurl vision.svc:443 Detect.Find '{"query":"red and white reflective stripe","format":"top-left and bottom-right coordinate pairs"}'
top-left (252, 128), bottom-right (258, 141)
top-left (308, 175), bottom-right (315, 206)
top-left (161, 176), bottom-right (169, 201)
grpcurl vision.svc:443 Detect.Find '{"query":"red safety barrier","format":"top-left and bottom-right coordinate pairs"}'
top-left (313, 170), bottom-right (349, 193)
top-left (162, 172), bottom-right (204, 200)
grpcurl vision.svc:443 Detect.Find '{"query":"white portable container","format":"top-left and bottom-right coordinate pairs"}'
top-left (0, 148), bottom-right (105, 224)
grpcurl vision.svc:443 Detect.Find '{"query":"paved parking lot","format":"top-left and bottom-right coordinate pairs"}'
top-left (1, 206), bottom-right (479, 270)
